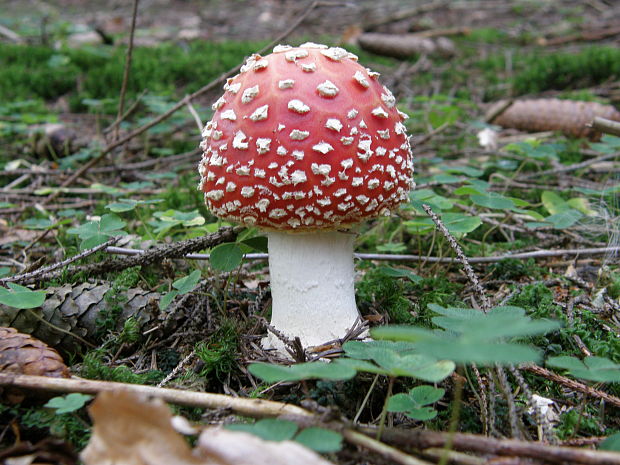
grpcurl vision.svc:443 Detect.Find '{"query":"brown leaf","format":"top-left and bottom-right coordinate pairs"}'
top-left (81, 391), bottom-right (204, 465)
top-left (81, 391), bottom-right (335, 465)
top-left (197, 428), bottom-right (335, 465)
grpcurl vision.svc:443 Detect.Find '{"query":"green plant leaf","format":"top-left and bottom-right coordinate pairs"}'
top-left (372, 304), bottom-right (559, 366)
top-left (470, 193), bottom-right (514, 210)
top-left (541, 191), bottom-right (569, 215)
top-left (248, 361), bottom-right (357, 383)
top-left (547, 356), bottom-right (620, 382)
top-left (0, 283), bottom-right (46, 309)
top-left (172, 270), bottom-right (201, 294)
top-left (545, 209), bottom-right (583, 229)
top-left (240, 236), bottom-right (268, 253)
top-left (294, 427), bottom-right (343, 453)
top-left (600, 432), bottom-right (620, 451)
top-left (376, 266), bottom-right (422, 283)
top-left (409, 385), bottom-right (445, 405)
top-left (387, 386), bottom-right (444, 421)
top-left (105, 198), bottom-right (163, 212)
top-left (403, 218), bottom-right (435, 235)
top-left (44, 393), bottom-right (92, 414)
top-left (341, 341), bottom-right (455, 381)
top-left (440, 213), bottom-right (482, 234)
top-left (227, 419), bottom-right (298, 441)
top-left (158, 290), bottom-right (179, 310)
top-left (210, 242), bottom-right (244, 272)
top-left (67, 213), bottom-right (127, 249)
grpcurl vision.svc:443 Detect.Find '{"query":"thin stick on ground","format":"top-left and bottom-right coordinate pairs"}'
top-left (0, 236), bottom-right (121, 285)
top-left (521, 364), bottom-right (620, 408)
top-left (104, 244), bottom-right (620, 263)
top-left (3, 374), bottom-right (620, 465)
top-left (113, 0), bottom-right (140, 141)
top-left (13, 226), bottom-right (241, 285)
top-left (591, 116), bottom-right (620, 137)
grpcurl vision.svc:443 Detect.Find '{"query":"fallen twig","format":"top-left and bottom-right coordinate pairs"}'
top-left (2, 374), bottom-right (619, 465)
top-left (103, 245), bottom-right (620, 263)
top-left (0, 236), bottom-right (120, 285)
top-left (518, 150), bottom-right (619, 180)
top-left (113, 0), bottom-right (140, 141)
top-left (422, 203), bottom-right (491, 310)
top-left (14, 226), bottom-right (241, 284)
top-left (521, 364), bottom-right (620, 409)
top-left (591, 116), bottom-right (620, 137)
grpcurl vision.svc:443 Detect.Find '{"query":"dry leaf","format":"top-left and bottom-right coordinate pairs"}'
top-left (81, 391), bottom-right (204, 465)
top-left (197, 428), bottom-right (335, 465)
top-left (81, 391), bottom-right (335, 465)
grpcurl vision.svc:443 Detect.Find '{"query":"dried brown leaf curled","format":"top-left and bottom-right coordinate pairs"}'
top-left (81, 391), bottom-right (334, 465)
top-left (81, 391), bottom-right (205, 465)
top-left (489, 98), bottom-right (620, 139)
top-left (197, 429), bottom-right (335, 465)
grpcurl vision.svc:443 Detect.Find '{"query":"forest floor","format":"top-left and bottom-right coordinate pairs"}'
top-left (1, 1), bottom-right (619, 464)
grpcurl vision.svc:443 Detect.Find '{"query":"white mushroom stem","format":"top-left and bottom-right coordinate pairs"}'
top-left (263, 230), bottom-right (362, 352)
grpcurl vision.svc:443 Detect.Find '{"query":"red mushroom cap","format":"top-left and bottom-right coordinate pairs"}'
top-left (198, 43), bottom-right (414, 230)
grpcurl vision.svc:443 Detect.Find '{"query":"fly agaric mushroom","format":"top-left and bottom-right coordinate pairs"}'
top-left (198, 43), bottom-right (414, 351)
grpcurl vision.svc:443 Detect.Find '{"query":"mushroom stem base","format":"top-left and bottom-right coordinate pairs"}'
top-left (263, 230), bottom-right (361, 353)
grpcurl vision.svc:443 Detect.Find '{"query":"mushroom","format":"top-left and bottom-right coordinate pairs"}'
top-left (198, 43), bottom-right (414, 352)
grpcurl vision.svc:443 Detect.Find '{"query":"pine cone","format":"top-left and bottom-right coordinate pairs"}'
top-left (490, 98), bottom-right (620, 139)
top-left (0, 327), bottom-right (70, 377)
top-left (357, 33), bottom-right (455, 58)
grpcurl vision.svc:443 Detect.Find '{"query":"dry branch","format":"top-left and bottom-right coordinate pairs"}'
top-left (2, 374), bottom-right (619, 465)
top-left (13, 226), bottom-right (240, 284)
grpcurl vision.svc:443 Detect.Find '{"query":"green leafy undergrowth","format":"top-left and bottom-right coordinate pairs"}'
top-left (547, 356), bottom-right (620, 383)
top-left (356, 267), bottom-right (464, 325)
top-left (0, 401), bottom-right (91, 449)
top-left (95, 267), bottom-right (142, 340)
top-left (66, 213), bottom-right (127, 250)
top-left (0, 40), bottom-right (264, 109)
top-left (227, 419), bottom-right (343, 453)
top-left (373, 304), bottom-right (560, 365)
top-left (159, 269), bottom-right (202, 310)
top-left (512, 46), bottom-right (620, 95)
top-left (0, 283), bottom-right (46, 309)
top-left (387, 385), bottom-right (445, 421)
top-left (511, 283), bottom-right (620, 362)
top-left (489, 258), bottom-right (544, 280)
top-left (44, 393), bottom-right (92, 414)
top-left (80, 350), bottom-right (163, 384)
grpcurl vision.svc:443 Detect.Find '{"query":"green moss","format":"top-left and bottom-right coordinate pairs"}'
top-left (513, 46), bottom-right (620, 95)
top-left (356, 268), bottom-right (464, 326)
top-left (80, 349), bottom-right (164, 383)
top-left (0, 40), bottom-right (264, 108)
top-left (489, 258), bottom-right (544, 280)
top-left (508, 282), bottom-right (620, 362)
top-left (1, 403), bottom-right (91, 449)
top-left (356, 267), bottom-right (415, 324)
top-left (96, 266), bottom-right (142, 339)
top-left (195, 319), bottom-right (239, 382)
